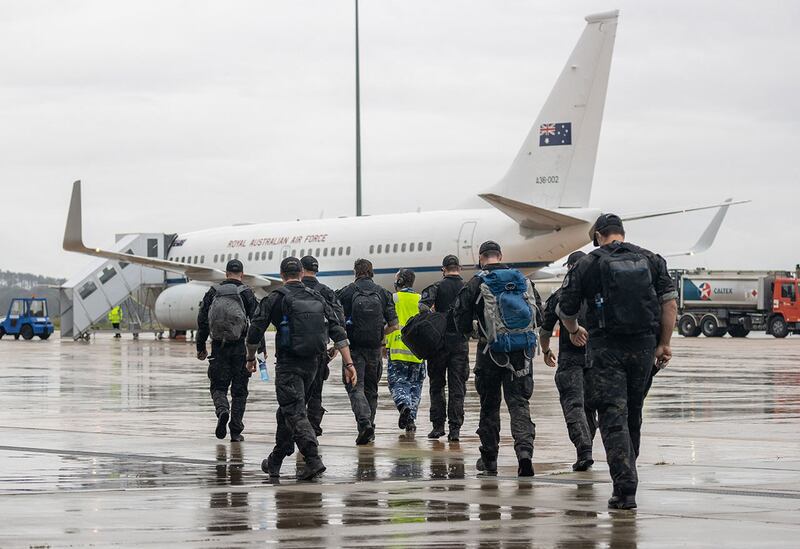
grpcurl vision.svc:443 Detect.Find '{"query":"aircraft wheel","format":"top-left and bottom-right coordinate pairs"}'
top-left (771, 317), bottom-right (789, 338)
top-left (20, 325), bottom-right (34, 340)
top-left (678, 315), bottom-right (699, 337)
top-left (700, 315), bottom-right (720, 338)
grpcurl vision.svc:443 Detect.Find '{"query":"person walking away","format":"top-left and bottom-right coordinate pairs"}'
top-left (196, 259), bottom-right (258, 443)
top-left (108, 306), bottom-right (122, 338)
top-left (386, 269), bottom-right (426, 433)
top-left (557, 214), bottom-right (678, 510)
top-left (452, 241), bottom-right (542, 477)
top-left (419, 254), bottom-right (469, 441)
top-left (246, 257), bottom-right (356, 480)
top-left (540, 250), bottom-right (597, 471)
top-left (300, 255), bottom-right (346, 436)
top-left (336, 259), bottom-right (399, 445)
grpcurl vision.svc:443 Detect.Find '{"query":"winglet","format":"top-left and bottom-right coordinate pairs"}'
top-left (63, 180), bottom-right (87, 253)
top-left (664, 198), bottom-right (734, 257)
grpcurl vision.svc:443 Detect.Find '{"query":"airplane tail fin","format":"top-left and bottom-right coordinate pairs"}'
top-left (491, 11), bottom-right (619, 209)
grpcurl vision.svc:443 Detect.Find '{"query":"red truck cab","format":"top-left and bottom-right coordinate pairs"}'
top-left (770, 277), bottom-right (800, 338)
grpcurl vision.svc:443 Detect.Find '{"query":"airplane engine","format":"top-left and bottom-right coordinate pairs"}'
top-left (154, 282), bottom-right (209, 331)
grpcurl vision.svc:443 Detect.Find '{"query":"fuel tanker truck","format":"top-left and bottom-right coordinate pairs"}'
top-left (675, 270), bottom-right (800, 338)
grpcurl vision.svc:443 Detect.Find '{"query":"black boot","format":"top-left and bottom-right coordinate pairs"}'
top-left (572, 455), bottom-right (594, 471)
top-left (230, 433), bottom-right (245, 443)
top-left (428, 424), bottom-right (445, 439)
top-left (298, 457), bottom-right (326, 481)
top-left (608, 494), bottom-right (637, 510)
top-left (356, 425), bottom-right (375, 446)
top-left (518, 457), bottom-right (535, 477)
top-left (261, 452), bottom-right (283, 478)
top-left (398, 407), bottom-right (411, 430)
top-left (405, 418), bottom-right (416, 433)
top-left (476, 456), bottom-right (497, 476)
top-left (447, 428), bottom-right (460, 442)
top-left (215, 410), bottom-right (229, 440)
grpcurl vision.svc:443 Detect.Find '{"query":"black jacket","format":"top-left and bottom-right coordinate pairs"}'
top-left (556, 241), bottom-right (678, 339)
top-left (246, 281), bottom-right (349, 359)
top-left (302, 276), bottom-right (346, 325)
top-left (335, 277), bottom-right (398, 328)
top-left (196, 279), bottom-right (258, 352)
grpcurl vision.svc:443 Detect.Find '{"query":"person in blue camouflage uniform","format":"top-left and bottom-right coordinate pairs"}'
top-left (386, 269), bottom-right (426, 432)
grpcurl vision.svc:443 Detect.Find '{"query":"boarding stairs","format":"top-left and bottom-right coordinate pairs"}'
top-left (60, 233), bottom-right (174, 340)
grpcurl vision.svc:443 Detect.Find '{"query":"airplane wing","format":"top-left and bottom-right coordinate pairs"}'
top-left (661, 198), bottom-right (733, 258)
top-left (620, 199), bottom-right (749, 222)
top-left (62, 181), bottom-right (281, 289)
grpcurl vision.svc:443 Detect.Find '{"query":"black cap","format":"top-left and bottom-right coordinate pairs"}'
top-left (280, 257), bottom-right (302, 275)
top-left (395, 269), bottom-right (416, 288)
top-left (300, 255), bottom-right (319, 273)
top-left (563, 250), bottom-right (587, 267)
top-left (590, 213), bottom-right (625, 246)
top-left (225, 259), bottom-right (244, 273)
top-left (478, 240), bottom-right (502, 256)
top-left (442, 254), bottom-right (460, 268)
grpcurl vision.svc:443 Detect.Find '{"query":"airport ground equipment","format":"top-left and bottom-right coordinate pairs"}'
top-left (59, 233), bottom-right (174, 340)
top-left (0, 297), bottom-right (54, 340)
top-left (674, 270), bottom-right (800, 338)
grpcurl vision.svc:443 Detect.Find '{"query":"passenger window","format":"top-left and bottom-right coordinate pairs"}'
top-left (401, 243), bottom-right (406, 252)
top-left (99, 266), bottom-right (117, 284)
top-left (338, 247), bottom-right (343, 256)
top-left (269, 251), bottom-right (274, 260)
top-left (213, 254), bottom-right (217, 263)
top-left (393, 243), bottom-right (398, 253)
top-left (227, 253), bottom-right (233, 261)
top-left (195, 256), bottom-right (199, 263)
top-left (410, 243), bottom-right (415, 252)
top-left (377, 244), bottom-right (382, 253)
top-left (418, 242), bottom-right (423, 251)
top-left (427, 242), bottom-right (432, 251)
top-left (291, 249), bottom-right (296, 257)
top-left (201, 255), bottom-right (205, 263)
top-left (370, 245), bottom-right (374, 254)
top-left (79, 281), bottom-right (97, 300)
top-left (346, 246), bottom-right (351, 255)
top-left (323, 248), bottom-right (328, 257)
top-left (248, 252), bottom-right (252, 261)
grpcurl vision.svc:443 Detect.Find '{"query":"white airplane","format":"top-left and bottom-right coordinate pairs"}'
top-left (62, 10), bottom-right (744, 332)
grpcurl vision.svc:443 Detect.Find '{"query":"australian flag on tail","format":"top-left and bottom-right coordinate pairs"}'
top-left (539, 122), bottom-right (572, 147)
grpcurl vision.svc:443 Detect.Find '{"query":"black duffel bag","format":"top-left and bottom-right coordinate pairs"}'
top-left (400, 309), bottom-right (447, 360)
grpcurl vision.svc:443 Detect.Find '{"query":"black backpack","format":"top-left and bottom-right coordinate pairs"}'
top-left (348, 285), bottom-right (385, 348)
top-left (593, 245), bottom-right (659, 336)
top-left (400, 309), bottom-right (447, 360)
top-left (276, 287), bottom-right (329, 357)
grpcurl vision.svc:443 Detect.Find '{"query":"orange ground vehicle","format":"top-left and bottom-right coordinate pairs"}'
top-left (675, 270), bottom-right (800, 338)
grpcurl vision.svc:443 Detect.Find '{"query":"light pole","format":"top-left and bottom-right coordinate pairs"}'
top-left (355, 0), bottom-right (362, 216)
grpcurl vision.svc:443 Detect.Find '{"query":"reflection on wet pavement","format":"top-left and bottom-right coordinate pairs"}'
top-left (0, 335), bottom-right (799, 546)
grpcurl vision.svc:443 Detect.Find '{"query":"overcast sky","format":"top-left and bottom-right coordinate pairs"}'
top-left (1, 0), bottom-right (798, 278)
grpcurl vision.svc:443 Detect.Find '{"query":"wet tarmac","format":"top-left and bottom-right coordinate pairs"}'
top-left (1, 333), bottom-right (799, 547)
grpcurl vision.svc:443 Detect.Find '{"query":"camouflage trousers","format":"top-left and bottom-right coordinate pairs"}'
top-left (306, 353), bottom-right (330, 436)
top-left (208, 340), bottom-right (250, 437)
top-left (474, 346), bottom-right (536, 462)
top-left (387, 358), bottom-right (426, 420)
top-left (554, 351), bottom-right (597, 459)
top-left (586, 336), bottom-right (656, 497)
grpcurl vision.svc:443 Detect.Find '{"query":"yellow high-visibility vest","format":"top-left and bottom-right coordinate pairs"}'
top-left (387, 290), bottom-right (423, 364)
top-left (108, 306), bottom-right (122, 323)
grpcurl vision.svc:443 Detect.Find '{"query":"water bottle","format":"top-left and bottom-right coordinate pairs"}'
top-left (257, 352), bottom-right (269, 382)
top-left (595, 293), bottom-right (606, 329)
top-left (278, 316), bottom-right (290, 348)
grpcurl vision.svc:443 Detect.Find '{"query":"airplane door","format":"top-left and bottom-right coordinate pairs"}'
top-left (457, 222), bottom-right (477, 266)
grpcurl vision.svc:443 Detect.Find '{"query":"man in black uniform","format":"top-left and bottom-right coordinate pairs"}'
top-left (196, 259), bottom-right (259, 442)
top-left (246, 257), bottom-right (356, 480)
top-left (557, 214), bottom-right (678, 510)
top-left (452, 241), bottom-right (541, 477)
top-left (540, 250), bottom-right (597, 471)
top-left (420, 254), bottom-right (469, 442)
top-left (300, 255), bottom-right (346, 436)
top-left (336, 259), bottom-right (399, 445)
